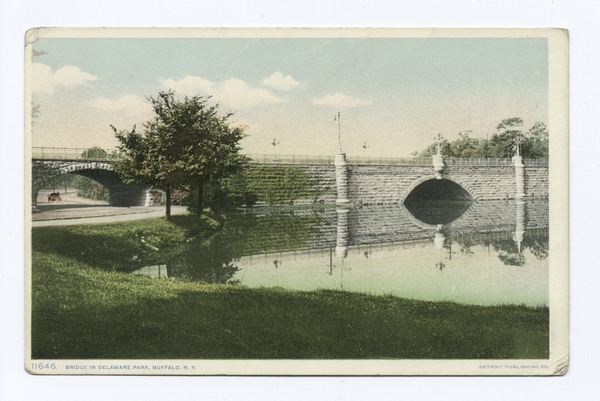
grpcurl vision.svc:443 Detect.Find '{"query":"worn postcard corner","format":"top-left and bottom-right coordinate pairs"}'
top-left (25, 27), bottom-right (568, 376)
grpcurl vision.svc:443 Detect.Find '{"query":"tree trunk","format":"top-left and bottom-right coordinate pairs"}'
top-left (165, 186), bottom-right (172, 221)
top-left (195, 180), bottom-right (204, 217)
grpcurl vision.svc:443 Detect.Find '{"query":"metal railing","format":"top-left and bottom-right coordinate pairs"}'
top-left (247, 154), bottom-right (434, 166)
top-left (444, 157), bottom-right (548, 167)
top-left (32, 147), bottom-right (120, 161)
top-left (31, 147), bottom-right (549, 167)
top-left (444, 157), bottom-right (513, 166)
top-left (247, 154), bottom-right (334, 165)
top-left (248, 154), bottom-right (549, 167)
top-left (346, 156), bottom-right (432, 166)
top-left (523, 158), bottom-right (549, 166)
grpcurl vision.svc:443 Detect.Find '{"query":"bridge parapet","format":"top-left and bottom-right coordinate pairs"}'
top-left (444, 157), bottom-right (548, 167)
top-left (32, 147), bottom-right (548, 167)
top-left (31, 147), bottom-right (549, 206)
top-left (32, 147), bottom-right (120, 161)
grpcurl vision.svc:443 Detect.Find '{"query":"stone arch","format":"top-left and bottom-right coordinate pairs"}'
top-left (401, 196), bottom-right (477, 229)
top-left (32, 160), bottom-right (148, 207)
top-left (400, 173), bottom-right (477, 203)
top-left (399, 202), bottom-right (439, 231)
top-left (57, 161), bottom-right (115, 175)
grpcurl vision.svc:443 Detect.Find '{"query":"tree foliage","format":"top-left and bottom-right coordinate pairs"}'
top-left (113, 90), bottom-right (248, 218)
top-left (413, 118), bottom-right (548, 159)
top-left (81, 146), bottom-right (108, 159)
top-left (73, 176), bottom-right (109, 201)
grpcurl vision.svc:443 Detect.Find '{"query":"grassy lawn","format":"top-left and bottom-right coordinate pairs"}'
top-left (31, 215), bottom-right (549, 360)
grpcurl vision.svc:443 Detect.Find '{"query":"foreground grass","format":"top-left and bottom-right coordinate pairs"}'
top-left (31, 213), bottom-right (224, 272)
top-left (31, 216), bottom-right (549, 360)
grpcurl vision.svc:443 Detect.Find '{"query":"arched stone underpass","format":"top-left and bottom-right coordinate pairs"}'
top-left (32, 160), bottom-right (148, 207)
top-left (404, 178), bottom-right (472, 202)
top-left (71, 169), bottom-right (148, 207)
top-left (403, 178), bottom-right (473, 225)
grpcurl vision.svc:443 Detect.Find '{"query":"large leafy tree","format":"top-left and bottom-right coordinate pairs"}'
top-left (81, 146), bottom-right (108, 159)
top-left (113, 90), bottom-right (247, 219)
top-left (526, 121), bottom-right (549, 159)
top-left (489, 117), bottom-right (524, 158)
top-left (490, 118), bottom-right (549, 159)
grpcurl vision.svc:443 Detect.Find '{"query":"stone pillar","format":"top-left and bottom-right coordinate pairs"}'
top-left (433, 224), bottom-right (445, 250)
top-left (334, 151), bottom-right (350, 204)
top-left (335, 207), bottom-right (350, 258)
top-left (143, 189), bottom-right (153, 207)
top-left (108, 184), bottom-right (148, 206)
top-left (513, 199), bottom-right (526, 254)
top-left (512, 155), bottom-right (526, 199)
top-left (432, 154), bottom-right (444, 179)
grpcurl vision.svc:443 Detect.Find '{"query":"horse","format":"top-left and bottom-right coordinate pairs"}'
top-left (47, 192), bottom-right (62, 202)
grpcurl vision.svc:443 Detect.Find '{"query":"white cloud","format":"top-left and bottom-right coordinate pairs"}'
top-left (92, 94), bottom-right (153, 119)
top-left (313, 93), bottom-right (372, 108)
top-left (32, 62), bottom-right (99, 94)
top-left (261, 72), bottom-right (300, 91)
top-left (159, 75), bottom-right (215, 96)
top-left (160, 75), bottom-right (285, 109)
top-left (219, 78), bottom-right (285, 109)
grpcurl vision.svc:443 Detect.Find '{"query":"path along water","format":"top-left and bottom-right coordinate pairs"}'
top-left (32, 188), bottom-right (187, 227)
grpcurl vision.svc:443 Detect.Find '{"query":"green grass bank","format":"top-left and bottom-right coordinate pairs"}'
top-left (31, 215), bottom-right (549, 360)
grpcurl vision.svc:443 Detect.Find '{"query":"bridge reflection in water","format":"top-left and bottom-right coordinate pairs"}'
top-left (133, 199), bottom-right (548, 307)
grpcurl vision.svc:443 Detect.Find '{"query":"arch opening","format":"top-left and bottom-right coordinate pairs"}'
top-left (403, 179), bottom-right (473, 225)
top-left (70, 169), bottom-right (148, 206)
top-left (34, 167), bottom-right (147, 207)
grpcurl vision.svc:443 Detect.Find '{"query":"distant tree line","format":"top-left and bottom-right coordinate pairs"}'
top-left (413, 118), bottom-right (548, 159)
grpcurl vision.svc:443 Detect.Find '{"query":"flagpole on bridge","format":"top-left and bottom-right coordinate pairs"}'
top-left (335, 111), bottom-right (342, 153)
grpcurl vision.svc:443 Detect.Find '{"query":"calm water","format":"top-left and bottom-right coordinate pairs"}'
top-left (133, 199), bottom-right (549, 307)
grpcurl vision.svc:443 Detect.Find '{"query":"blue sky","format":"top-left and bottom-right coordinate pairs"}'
top-left (30, 34), bottom-right (548, 157)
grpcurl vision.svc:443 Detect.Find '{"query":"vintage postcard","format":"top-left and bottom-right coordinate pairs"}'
top-left (25, 28), bottom-right (568, 375)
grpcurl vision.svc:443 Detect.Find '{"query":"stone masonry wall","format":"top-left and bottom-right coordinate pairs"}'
top-left (524, 167), bottom-right (550, 198)
top-left (444, 166), bottom-right (516, 200)
top-left (346, 165), bottom-right (433, 205)
top-left (34, 159), bottom-right (548, 207)
top-left (293, 198), bottom-right (550, 250)
top-left (244, 163), bottom-right (549, 205)
top-left (342, 164), bottom-right (549, 204)
top-left (243, 164), bottom-right (337, 205)
top-left (305, 165), bottom-right (337, 204)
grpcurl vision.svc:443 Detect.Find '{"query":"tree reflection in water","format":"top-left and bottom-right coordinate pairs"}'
top-left (131, 199), bottom-right (549, 283)
top-left (443, 230), bottom-right (548, 268)
top-left (404, 198), bottom-right (548, 268)
top-left (136, 212), bottom-right (323, 283)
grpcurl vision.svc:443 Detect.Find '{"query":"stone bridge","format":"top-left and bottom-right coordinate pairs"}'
top-left (231, 198), bottom-right (548, 260)
top-left (31, 147), bottom-right (548, 207)
top-left (32, 159), bottom-right (149, 207)
top-left (246, 151), bottom-right (548, 205)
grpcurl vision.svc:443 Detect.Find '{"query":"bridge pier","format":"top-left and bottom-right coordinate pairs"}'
top-left (335, 207), bottom-right (350, 258)
top-left (334, 151), bottom-right (350, 204)
top-left (108, 185), bottom-right (149, 207)
top-left (513, 199), bottom-right (526, 253)
top-left (433, 224), bottom-right (446, 250)
top-left (432, 154), bottom-right (445, 179)
top-left (513, 155), bottom-right (526, 199)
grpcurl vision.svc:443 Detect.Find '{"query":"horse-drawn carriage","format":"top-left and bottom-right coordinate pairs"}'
top-left (47, 192), bottom-right (62, 202)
